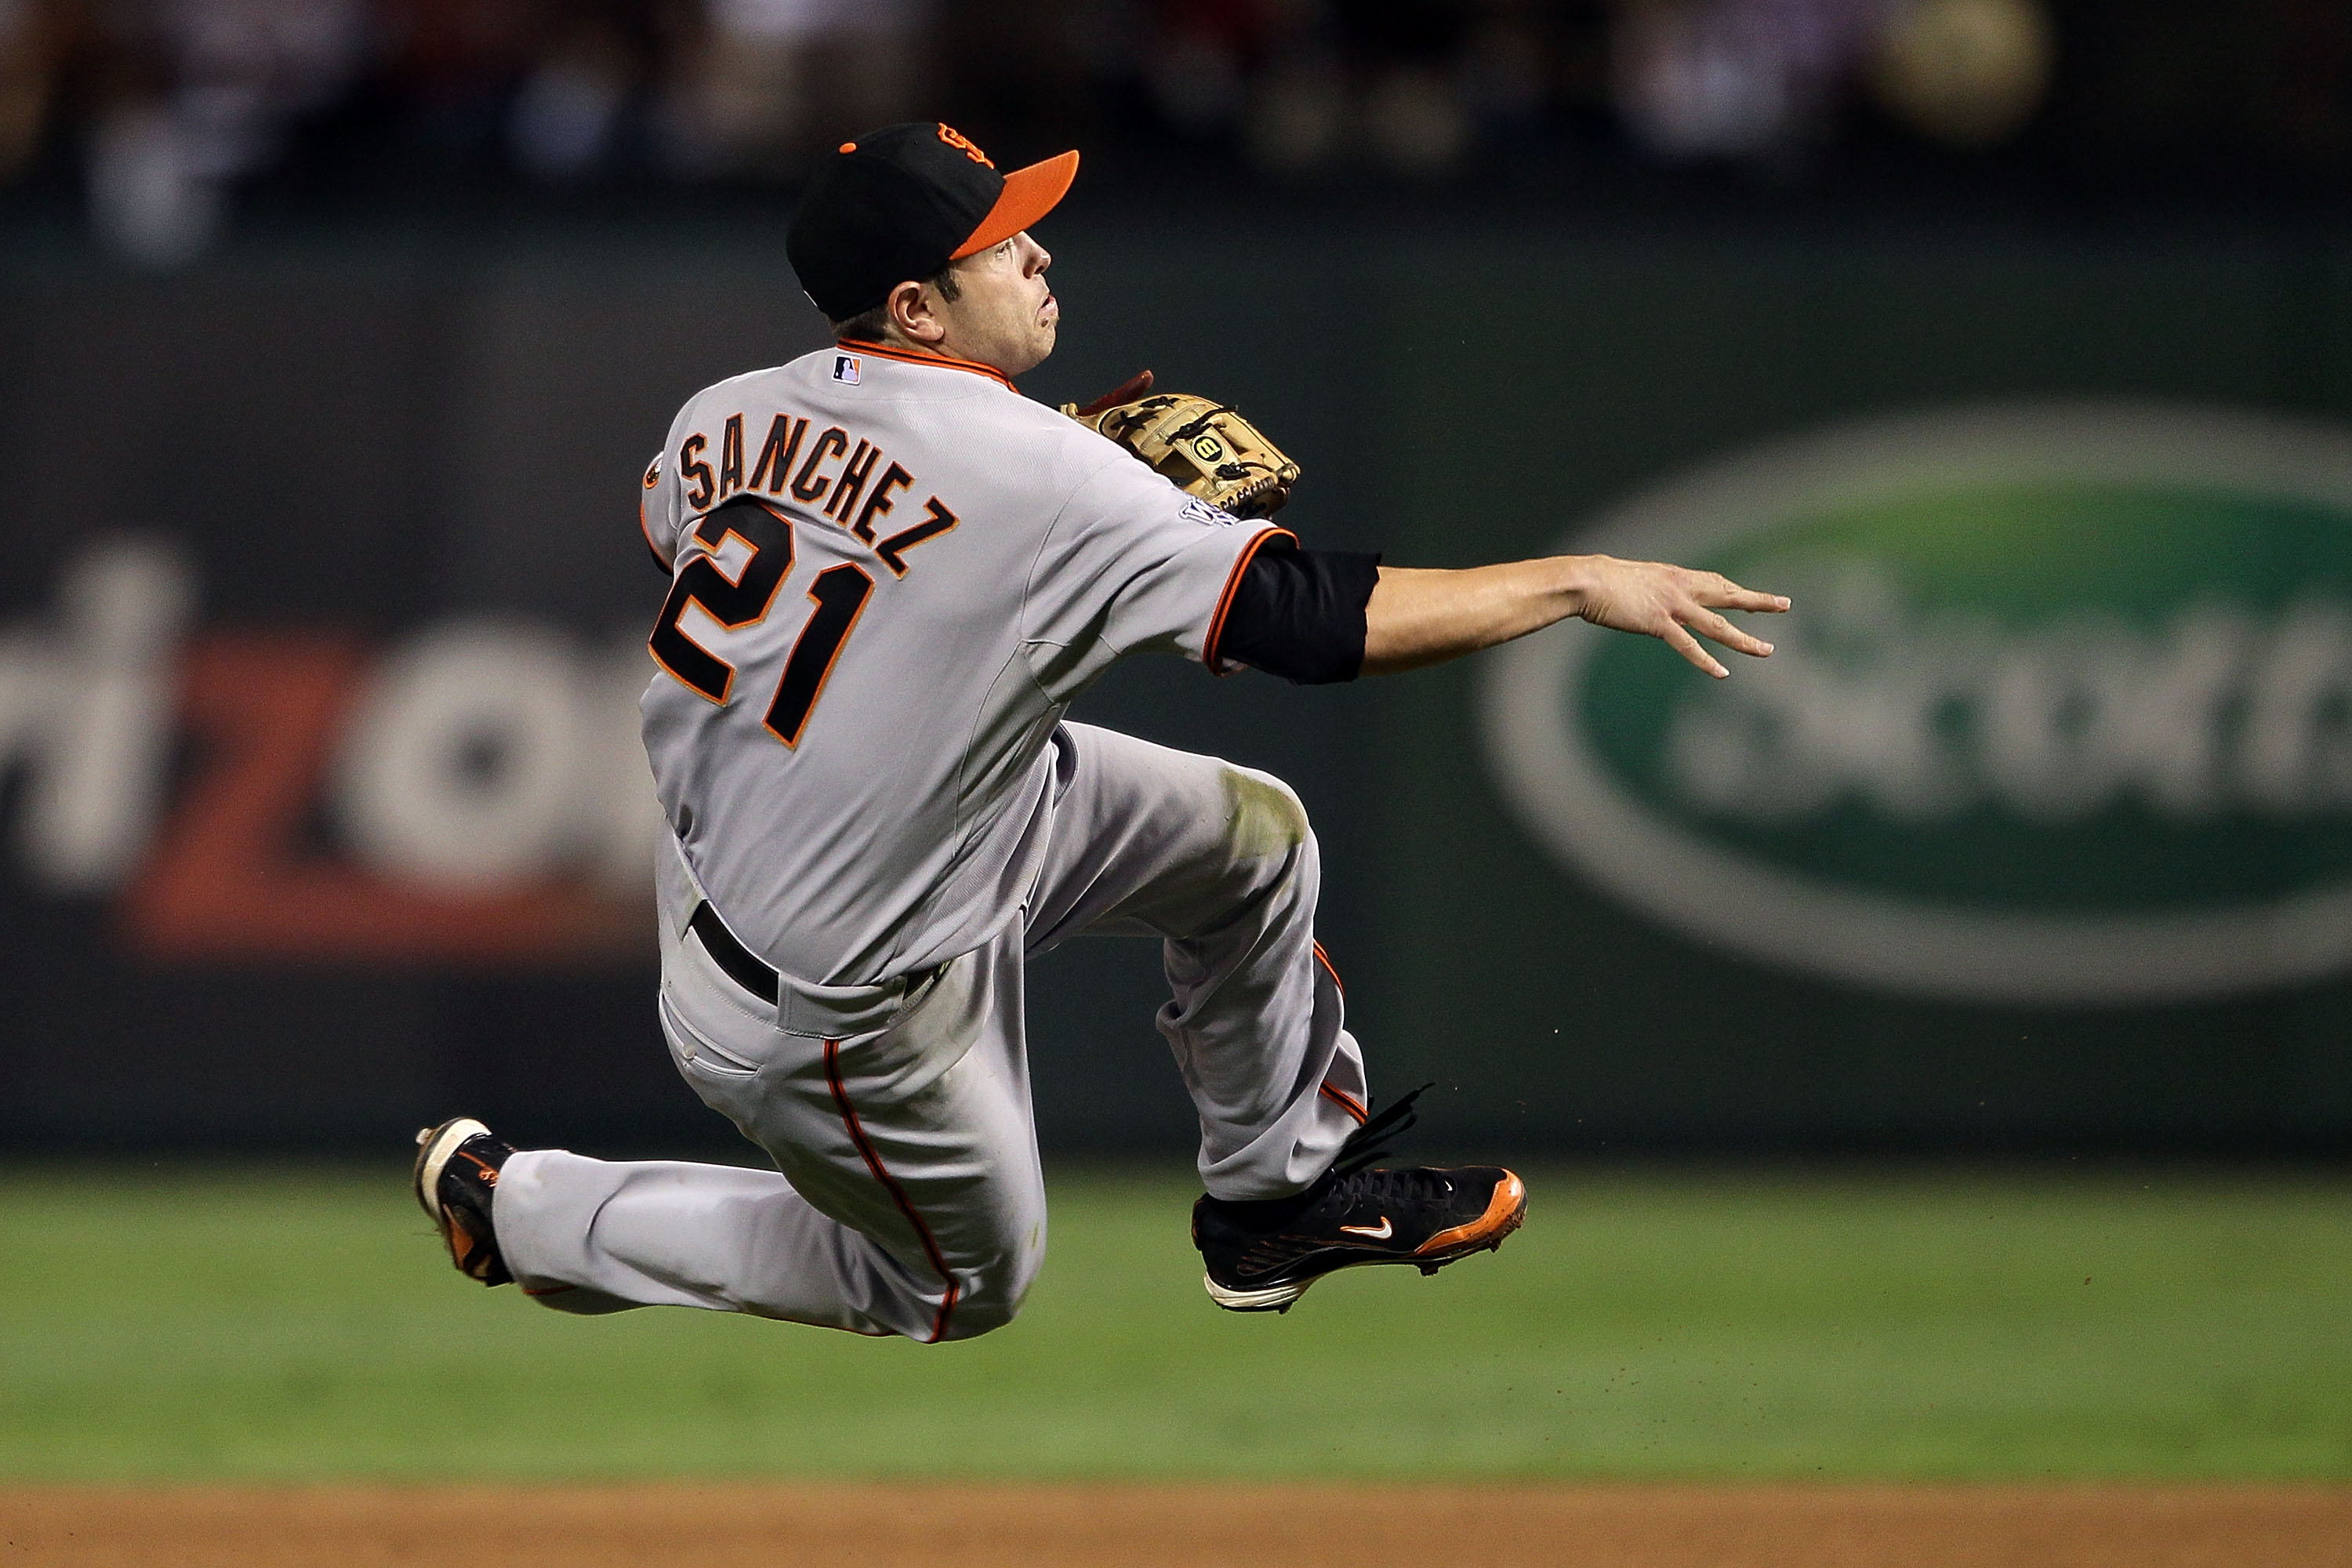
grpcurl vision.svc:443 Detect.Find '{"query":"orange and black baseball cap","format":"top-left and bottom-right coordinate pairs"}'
top-left (786, 122), bottom-right (1079, 322)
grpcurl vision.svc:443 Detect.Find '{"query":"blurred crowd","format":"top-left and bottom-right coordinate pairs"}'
top-left (0, 0), bottom-right (2344, 262)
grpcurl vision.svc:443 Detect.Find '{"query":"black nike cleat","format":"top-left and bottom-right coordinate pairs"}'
top-left (1191, 1091), bottom-right (1527, 1313)
top-left (412, 1116), bottom-right (515, 1287)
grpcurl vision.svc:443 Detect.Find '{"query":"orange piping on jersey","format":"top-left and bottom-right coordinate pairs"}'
top-left (839, 339), bottom-right (1018, 394)
top-left (521, 1283), bottom-right (577, 1297)
top-left (1312, 941), bottom-right (1343, 993)
top-left (1319, 1081), bottom-right (1369, 1126)
top-left (1203, 527), bottom-right (1298, 676)
top-left (826, 1039), bottom-right (961, 1342)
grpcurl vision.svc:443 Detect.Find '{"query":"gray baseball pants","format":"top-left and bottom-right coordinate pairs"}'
top-left (491, 721), bottom-right (1370, 1341)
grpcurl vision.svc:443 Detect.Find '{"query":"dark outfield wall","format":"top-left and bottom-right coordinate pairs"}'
top-left (2, 212), bottom-right (2349, 1156)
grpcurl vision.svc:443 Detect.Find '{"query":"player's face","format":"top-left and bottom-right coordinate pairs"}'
top-left (935, 232), bottom-right (1058, 377)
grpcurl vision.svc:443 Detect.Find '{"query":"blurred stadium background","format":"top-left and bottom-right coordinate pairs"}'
top-left (5, 0), bottom-right (2352, 1518)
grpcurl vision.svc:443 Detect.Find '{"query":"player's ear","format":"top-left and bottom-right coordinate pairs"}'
top-left (888, 278), bottom-right (946, 344)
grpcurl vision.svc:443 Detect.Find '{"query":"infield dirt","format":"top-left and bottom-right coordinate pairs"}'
top-left (5, 1483), bottom-right (2347, 1566)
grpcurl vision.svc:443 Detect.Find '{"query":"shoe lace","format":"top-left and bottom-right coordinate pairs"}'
top-left (1342, 1165), bottom-right (1455, 1212)
top-left (1329, 1082), bottom-right (1432, 1178)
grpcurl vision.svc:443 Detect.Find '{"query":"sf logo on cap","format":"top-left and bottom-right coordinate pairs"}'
top-left (937, 124), bottom-right (995, 169)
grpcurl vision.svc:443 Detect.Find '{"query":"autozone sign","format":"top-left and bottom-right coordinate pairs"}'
top-left (0, 540), bottom-right (661, 964)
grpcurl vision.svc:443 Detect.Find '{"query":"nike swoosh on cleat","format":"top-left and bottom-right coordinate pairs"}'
top-left (1338, 1218), bottom-right (1393, 1240)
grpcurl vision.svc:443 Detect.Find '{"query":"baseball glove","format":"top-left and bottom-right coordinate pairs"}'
top-left (1058, 370), bottom-right (1301, 519)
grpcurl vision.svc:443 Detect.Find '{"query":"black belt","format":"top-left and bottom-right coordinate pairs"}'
top-left (688, 899), bottom-right (779, 1005)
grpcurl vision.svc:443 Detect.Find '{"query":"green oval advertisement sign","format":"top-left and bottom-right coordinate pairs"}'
top-left (1481, 402), bottom-right (2352, 1003)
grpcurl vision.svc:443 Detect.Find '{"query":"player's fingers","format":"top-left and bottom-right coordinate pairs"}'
top-left (1661, 621), bottom-right (1730, 679)
top-left (1686, 605), bottom-right (1775, 659)
top-left (1693, 574), bottom-right (1791, 614)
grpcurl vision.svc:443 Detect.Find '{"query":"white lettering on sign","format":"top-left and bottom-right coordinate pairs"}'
top-left (0, 539), bottom-right (193, 891)
top-left (0, 546), bottom-right (663, 907)
top-left (1663, 561), bottom-right (2352, 827)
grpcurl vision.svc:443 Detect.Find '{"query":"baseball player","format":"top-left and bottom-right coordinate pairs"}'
top-left (412, 122), bottom-right (1786, 1337)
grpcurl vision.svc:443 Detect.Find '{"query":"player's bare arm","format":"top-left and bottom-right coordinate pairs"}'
top-left (1361, 555), bottom-right (1790, 679)
top-left (1058, 385), bottom-right (1787, 684)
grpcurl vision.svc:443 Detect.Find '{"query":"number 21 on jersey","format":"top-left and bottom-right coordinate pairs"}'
top-left (650, 495), bottom-right (870, 748)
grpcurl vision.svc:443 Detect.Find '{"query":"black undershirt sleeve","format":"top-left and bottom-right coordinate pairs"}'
top-left (1214, 539), bottom-right (1382, 684)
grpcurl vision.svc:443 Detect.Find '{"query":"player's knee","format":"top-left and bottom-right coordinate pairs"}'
top-left (931, 1294), bottom-right (1021, 1341)
top-left (1220, 768), bottom-right (1316, 899)
top-left (1221, 766), bottom-right (1309, 851)
top-left (927, 1280), bottom-right (1033, 1342)
top-left (925, 1232), bottom-right (1044, 1343)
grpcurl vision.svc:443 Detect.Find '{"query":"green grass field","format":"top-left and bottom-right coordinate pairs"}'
top-left (2, 1163), bottom-right (2348, 1482)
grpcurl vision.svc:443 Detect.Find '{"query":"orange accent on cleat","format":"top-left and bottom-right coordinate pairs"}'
top-left (1415, 1171), bottom-right (1526, 1257)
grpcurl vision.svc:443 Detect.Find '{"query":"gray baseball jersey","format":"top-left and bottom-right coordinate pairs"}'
top-left (637, 343), bottom-right (1288, 986)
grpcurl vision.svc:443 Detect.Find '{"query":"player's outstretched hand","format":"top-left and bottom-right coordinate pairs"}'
top-left (1570, 555), bottom-right (1789, 679)
top-left (1359, 554), bottom-right (1788, 677)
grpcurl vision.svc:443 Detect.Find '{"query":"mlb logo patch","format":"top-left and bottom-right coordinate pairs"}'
top-left (832, 354), bottom-right (862, 385)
